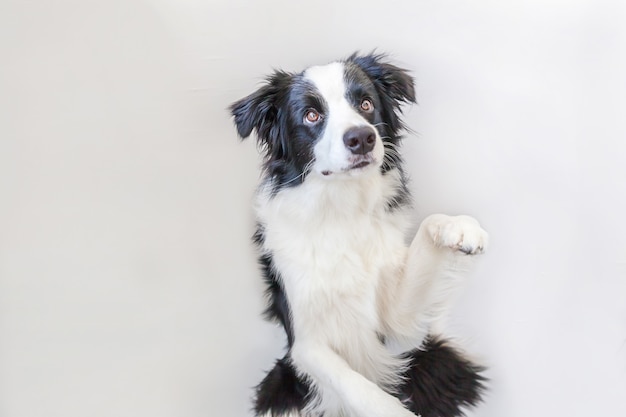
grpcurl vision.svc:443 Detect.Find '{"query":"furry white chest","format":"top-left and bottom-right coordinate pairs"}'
top-left (257, 171), bottom-right (409, 383)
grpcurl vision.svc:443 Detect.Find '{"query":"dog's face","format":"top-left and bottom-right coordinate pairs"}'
top-left (230, 53), bottom-right (415, 189)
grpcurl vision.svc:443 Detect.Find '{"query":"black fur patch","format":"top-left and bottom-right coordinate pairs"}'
top-left (253, 355), bottom-right (312, 416)
top-left (230, 72), bottom-right (327, 192)
top-left (253, 226), bottom-right (295, 346)
top-left (385, 170), bottom-right (412, 212)
top-left (399, 337), bottom-right (487, 417)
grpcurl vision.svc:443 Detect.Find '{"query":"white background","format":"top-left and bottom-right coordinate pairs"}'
top-left (1, 1), bottom-right (625, 416)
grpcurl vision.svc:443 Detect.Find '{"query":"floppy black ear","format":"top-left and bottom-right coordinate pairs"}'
top-left (348, 52), bottom-right (416, 105)
top-left (229, 70), bottom-right (291, 141)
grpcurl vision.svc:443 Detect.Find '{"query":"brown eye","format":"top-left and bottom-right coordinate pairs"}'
top-left (360, 98), bottom-right (374, 113)
top-left (304, 109), bottom-right (321, 124)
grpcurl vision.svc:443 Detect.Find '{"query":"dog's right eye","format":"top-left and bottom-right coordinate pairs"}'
top-left (304, 109), bottom-right (321, 124)
top-left (360, 98), bottom-right (374, 113)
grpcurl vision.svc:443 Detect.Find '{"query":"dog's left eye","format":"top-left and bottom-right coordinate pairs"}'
top-left (360, 98), bottom-right (374, 113)
top-left (304, 109), bottom-right (321, 124)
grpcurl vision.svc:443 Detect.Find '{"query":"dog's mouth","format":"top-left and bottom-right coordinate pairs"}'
top-left (344, 155), bottom-right (375, 172)
top-left (321, 157), bottom-right (375, 176)
top-left (350, 160), bottom-right (371, 170)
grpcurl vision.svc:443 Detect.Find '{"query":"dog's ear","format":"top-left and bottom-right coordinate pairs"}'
top-left (348, 52), bottom-right (416, 106)
top-left (229, 71), bottom-right (291, 142)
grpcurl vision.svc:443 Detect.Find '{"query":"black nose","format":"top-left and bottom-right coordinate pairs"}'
top-left (343, 126), bottom-right (376, 155)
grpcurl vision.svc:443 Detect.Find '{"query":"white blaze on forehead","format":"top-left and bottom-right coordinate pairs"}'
top-left (303, 61), bottom-right (347, 101)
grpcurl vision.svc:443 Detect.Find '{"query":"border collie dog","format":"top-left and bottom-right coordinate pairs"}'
top-left (230, 53), bottom-right (488, 417)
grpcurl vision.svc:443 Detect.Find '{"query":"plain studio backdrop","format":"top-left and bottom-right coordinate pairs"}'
top-left (1, 0), bottom-right (625, 416)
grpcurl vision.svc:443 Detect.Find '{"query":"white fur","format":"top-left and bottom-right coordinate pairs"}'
top-left (255, 63), bottom-right (488, 417)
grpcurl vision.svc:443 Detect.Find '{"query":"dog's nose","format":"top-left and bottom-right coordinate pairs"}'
top-left (343, 126), bottom-right (376, 155)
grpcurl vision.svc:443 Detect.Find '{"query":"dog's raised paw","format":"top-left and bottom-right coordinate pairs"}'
top-left (425, 214), bottom-right (488, 255)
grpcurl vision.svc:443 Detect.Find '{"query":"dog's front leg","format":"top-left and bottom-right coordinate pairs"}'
top-left (291, 343), bottom-right (417, 417)
top-left (382, 214), bottom-right (488, 345)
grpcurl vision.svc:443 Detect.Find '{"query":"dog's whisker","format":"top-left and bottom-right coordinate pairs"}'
top-left (280, 160), bottom-right (315, 185)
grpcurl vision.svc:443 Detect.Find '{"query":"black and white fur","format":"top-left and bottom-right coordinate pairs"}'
top-left (230, 53), bottom-right (488, 417)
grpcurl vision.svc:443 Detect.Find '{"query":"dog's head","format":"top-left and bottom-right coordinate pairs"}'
top-left (230, 53), bottom-right (415, 189)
